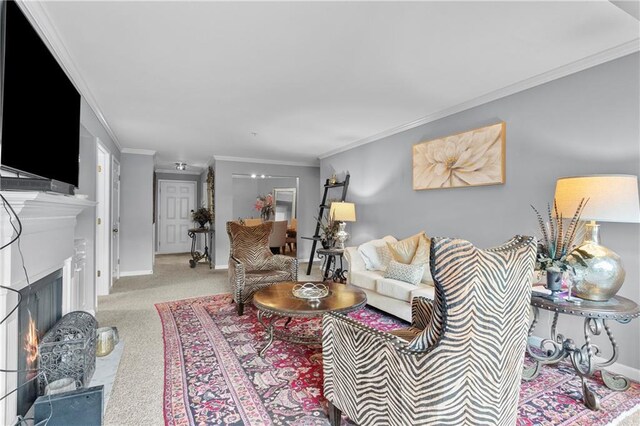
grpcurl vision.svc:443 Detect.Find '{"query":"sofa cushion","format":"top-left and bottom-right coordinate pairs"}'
top-left (376, 278), bottom-right (417, 302)
top-left (411, 233), bottom-right (433, 284)
top-left (357, 236), bottom-right (397, 270)
top-left (384, 260), bottom-right (425, 285)
top-left (375, 245), bottom-right (393, 270)
top-left (387, 233), bottom-right (423, 264)
top-left (349, 270), bottom-right (381, 291)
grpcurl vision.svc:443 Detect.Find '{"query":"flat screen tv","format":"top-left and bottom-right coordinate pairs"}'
top-left (0, 0), bottom-right (81, 188)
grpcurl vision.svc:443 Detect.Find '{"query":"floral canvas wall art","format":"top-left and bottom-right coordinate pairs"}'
top-left (412, 122), bottom-right (505, 190)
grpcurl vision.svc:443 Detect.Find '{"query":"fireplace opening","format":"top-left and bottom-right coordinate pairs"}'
top-left (17, 269), bottom-right (63, 417)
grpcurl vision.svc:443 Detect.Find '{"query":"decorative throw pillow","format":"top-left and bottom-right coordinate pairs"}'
top-left (375, 245), bottom-right (393, 271)
top-left (357, 237), bottom-right (397, 270)
top-left (227, 221), bottom-right (273, 270)
top-left (411, 233), bottom-right (434, 284)
top-left (384, 260), bottom-right (425, 285)
top-left (387, 233), bottom-right (423, 264)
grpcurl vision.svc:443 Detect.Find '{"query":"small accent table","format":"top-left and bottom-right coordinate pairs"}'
top-left (252, 281), bottom-right (366, 356)
top-left (316, 248), bottom-right (346, 282)
top-left (187, 227), bottom-right (214, 269)
top-left (523, 293), bottom-right (640, 410)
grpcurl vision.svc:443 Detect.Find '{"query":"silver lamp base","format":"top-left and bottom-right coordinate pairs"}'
top-left (567, 223), bottom-right (625, 302)
top-left (335, 222), bottom-right (349, 250)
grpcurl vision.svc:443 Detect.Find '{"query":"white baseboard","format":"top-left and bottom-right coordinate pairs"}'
top-left (529, 336), bottom-right (640, 382)
top-left (215, 264), bottom-right (228, 270)
top-left (120, 270), bottom-right (153, 277)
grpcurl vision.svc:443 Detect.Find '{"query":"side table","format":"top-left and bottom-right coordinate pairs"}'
top-left (187, 227), bottom-right (214, 268)
top-left (316, 248), bottom-right (346, 282)
top-left (523, 292), bottom-right (640, 410)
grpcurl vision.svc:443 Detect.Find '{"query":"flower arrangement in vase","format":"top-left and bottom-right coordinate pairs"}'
top-left (531, 198), bottom-right (587, 295)
top-left (254, 193), bottom-right (274, 221)
top-left (316, 212), bottom-right (339, 249)
top-left (191, 207), bottom-right (212, 228)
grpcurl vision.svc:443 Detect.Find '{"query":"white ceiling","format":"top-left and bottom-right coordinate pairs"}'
top-left (26, 1), bottom-right (640, 168)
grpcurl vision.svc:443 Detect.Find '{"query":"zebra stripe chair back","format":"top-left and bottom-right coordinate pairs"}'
top-left (323, 235), bottom-right (537, 426)
top-left (226, 221), bottom-right (298, 315)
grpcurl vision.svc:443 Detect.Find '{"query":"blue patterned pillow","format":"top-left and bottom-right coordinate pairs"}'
top-left (384, 260), bottom-right (425, 285)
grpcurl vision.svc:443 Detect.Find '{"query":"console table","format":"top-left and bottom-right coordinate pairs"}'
top-left (187, 227), bottom-right (214, 268)
top-left (316, 248), bottom-right (346, 282)
top-left (523, 293), bottom-right (639, 410)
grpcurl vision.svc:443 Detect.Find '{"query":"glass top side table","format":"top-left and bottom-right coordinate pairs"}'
top-left (523, 292), bottom-right (640, 410)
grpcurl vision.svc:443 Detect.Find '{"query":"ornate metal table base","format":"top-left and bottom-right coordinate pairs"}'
top-left (256, 311), bottom-right (322, 356)
top-left (317, 249), bottom-right (346, 283)
top-left (188, 228), bottom-right (213, 268)
top-left (523, 302), bottom-right (637, 411)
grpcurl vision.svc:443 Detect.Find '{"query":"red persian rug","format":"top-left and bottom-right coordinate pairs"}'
top-left (156, 294), bottom-right (640, 425)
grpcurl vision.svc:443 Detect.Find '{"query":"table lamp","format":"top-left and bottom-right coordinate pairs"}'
top-left (330, 202), bottom-right (356, 249)
top-left (554, 175), bottom-right (640, 301)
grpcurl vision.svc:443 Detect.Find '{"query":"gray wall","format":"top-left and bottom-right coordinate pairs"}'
top-left (214, 160), bottom-right (320, 266)
top-left (232, 176), bottom-right (299, 220)
top-left (320, 53), bottom-right (640, 370)
top-left (120, 153), bottom-right (155, 273)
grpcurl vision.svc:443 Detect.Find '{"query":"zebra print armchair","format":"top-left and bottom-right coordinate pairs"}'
top-left (227, 221), bottom-right (298, 315)
top-left (323, 235), bottom-right (537, 426)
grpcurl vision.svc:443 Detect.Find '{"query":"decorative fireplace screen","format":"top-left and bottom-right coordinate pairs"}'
top-left (37, 311), bottom-right (97, 393)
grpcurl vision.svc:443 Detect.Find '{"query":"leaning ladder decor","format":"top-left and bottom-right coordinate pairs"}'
top-left (303, 174), bottom-right (350, 275)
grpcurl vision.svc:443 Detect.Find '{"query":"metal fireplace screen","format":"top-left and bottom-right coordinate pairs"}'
top-left (38, 311), bottom-right (97, 393)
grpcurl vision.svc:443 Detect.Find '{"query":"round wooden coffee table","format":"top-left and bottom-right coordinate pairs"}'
top-left (252, 281), bottom-right (366, 356)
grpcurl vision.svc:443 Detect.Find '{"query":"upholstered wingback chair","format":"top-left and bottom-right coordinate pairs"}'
top-left (227, 221), bottom-right (298, 315)
top-left (323, 235), bottom-right (537, 426)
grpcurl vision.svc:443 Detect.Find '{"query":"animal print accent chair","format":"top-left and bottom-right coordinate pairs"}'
top-left (323, 235), bottom-right (537, 426)
top-left (227, 221), bottom-right (298, 315)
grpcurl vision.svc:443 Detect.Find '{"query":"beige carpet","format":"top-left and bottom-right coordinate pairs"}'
top-left (98, 254), bottom-right (639, 426)
top-left (98, 254), bottom-right (320, 425)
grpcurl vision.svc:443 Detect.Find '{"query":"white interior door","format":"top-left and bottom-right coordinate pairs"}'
top-left (111, 157), bottom-right (121, 285)
top-left (158, 180), bottom-right (196, 254)
top-left (96, 142), bottom-right (111, 296)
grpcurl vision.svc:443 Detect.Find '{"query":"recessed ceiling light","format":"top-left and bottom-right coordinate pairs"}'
top-left (175, 162), bottom-right (187, 171)
top-left (251, 174), bottom-right (257, 178)
top-left (261, 174), bottom-right (265, 178)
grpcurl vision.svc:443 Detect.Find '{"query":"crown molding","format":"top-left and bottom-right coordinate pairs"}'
top-left (16, 1), bottom-right (122, 151)
top-left (121, 148), bottom-right (156, 156)
top-left (319, 39), bottom-right (640, 160)
top-left (155, 168), bottom-right (202, 175)
top-left (213, 155), bottom-right (319, 168)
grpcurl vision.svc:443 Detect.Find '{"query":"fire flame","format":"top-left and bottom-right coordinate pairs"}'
top-left (24, 312), bottom-right (39, 370)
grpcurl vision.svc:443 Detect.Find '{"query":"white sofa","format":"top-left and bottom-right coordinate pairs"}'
top-left (344, 235), bottom-right (435, 322)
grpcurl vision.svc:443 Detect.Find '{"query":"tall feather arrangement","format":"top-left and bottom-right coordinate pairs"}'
top-left (531, 198), bottom-right (588, 271)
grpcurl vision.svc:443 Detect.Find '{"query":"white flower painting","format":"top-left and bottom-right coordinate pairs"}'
top-left (413, 122), bottom-right (505, 190)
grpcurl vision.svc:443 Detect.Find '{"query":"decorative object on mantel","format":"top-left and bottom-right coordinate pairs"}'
top-left (557, 175), bottom-right (640, 301)
top-left (254, 193), bottom-right (274, 221)
top-left (330, 201), bottom-right (356, 249)
top-left (191, 207), bottom-right (212, 228)
top-left (156, 294), bottom-right (640, 426)
top-left (413, 122), bottom-right (505, 190)
top-left (531, 198), bottom-right (587, 298)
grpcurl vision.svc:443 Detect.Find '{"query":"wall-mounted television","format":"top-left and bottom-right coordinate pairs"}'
top-left (0, 0), bottom-right (81, 189)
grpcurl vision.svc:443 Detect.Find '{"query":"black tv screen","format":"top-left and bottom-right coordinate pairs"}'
top-left (1, 0), bottom-right (81, 187)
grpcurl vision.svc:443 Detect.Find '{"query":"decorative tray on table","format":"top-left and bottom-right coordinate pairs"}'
top-left (292, 282), bottom-right (329, 300)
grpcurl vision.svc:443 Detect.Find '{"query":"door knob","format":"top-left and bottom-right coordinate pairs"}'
top-left (112, 228), bottom-right (119, 233)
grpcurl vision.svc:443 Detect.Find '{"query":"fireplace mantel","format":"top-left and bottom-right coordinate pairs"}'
top-left (0, 191), bottom-right (95, 425)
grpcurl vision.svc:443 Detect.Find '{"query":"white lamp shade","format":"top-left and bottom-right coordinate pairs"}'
top-left (330, 202), bottom-right (356, 222)
top-left (554, 175), bottom-right (640, 223)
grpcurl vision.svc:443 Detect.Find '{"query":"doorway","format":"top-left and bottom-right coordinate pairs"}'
top-left (96, 142), bottom-right (111, 296)
top-left (157, 180), bottom-right (197, 254)
top-left (111, 157), bottom-right (121, 285)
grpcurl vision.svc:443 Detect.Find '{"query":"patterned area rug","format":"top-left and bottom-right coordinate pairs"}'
top-left (156, 294), bottom-right (640, 425)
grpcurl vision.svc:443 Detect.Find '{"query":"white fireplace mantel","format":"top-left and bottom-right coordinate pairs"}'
top-left (0, 191), bottom-right (95, 425)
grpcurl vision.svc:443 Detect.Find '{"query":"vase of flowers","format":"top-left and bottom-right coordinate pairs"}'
top-left (191, 207), bottom-right (212, 228)
top-left (531, 198), bottom-right (587, 296)
top-left (254, 193), bottom-right (274, 221)
top-left (316, 213), bottom-right (338, 248)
